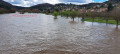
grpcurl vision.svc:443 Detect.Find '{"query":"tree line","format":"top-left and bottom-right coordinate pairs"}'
top-left (53, 6), bottom-right (120, 28)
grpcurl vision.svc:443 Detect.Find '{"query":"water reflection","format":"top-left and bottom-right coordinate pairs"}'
top-left (69, 21), bottom-right (77, 25)
top-left (0, 13), bottom-right (120, 54)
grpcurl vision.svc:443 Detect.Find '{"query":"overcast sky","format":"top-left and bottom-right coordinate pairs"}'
top-left (4, 0), bottom-right (107, 7)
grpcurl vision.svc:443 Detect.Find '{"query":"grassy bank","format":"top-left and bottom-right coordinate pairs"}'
top-left (82, 18), bottom-right (120, 25)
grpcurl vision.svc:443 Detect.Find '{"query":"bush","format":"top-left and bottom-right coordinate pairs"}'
top-left (53, 11), bottom-right (58, 17)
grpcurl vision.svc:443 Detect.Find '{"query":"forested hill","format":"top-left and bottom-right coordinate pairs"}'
top-left (0, 0), bottom-right (120, 14)
top-left (0, 0), bottom-right (13, 7)
top-left (0, 0), bottom-right (15, 13)
top-left (0, 0), bottom-right (25, 14)
top-left (105, 0), bottom-right (120, 4)
top-left (109, 0), bottom-right (120, 2)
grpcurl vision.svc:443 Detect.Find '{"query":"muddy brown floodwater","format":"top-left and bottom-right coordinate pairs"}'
top-left (0, 13), bottom-right (120, 54)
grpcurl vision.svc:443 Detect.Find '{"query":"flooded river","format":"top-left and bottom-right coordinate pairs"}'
top-left (0, 13), bottom-right (120, 54)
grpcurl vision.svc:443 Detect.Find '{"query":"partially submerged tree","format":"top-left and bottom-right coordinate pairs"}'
top-left (90, 12), bottom-right (96, 22)
top-left (77, 12), bottom-right (82, 20)
top-left (105, 13), bottom-right (111, 24)
top-left (69, 11), bottom-right (78, 21)
top-left (110, 7), bottom-right (120, 28)
top-left (53, 11), bottom-right (58, 19)
top-left (100, 12), bottom-right (110, 24)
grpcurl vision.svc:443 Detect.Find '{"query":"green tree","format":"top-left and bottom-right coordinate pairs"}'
top-left (69, 11), bottom-right (78, 21)
top-left (53, 11), bottom-right (58, 19)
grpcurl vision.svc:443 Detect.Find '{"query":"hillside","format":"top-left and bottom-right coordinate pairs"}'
top-left (105, 0), bottom-right (120, 4)
top-left (0, 0), bottom-right (120, 14)
top-left (0, 0), bottom-right (13, 7)
top-left (0, 0), bottom-right (15, 13)
top-left (25, 2), bottom-right (104, 13)
top-left (109, 0), bottom-right (120, 2)
top-left (0, 0), bottom-right (25, 14)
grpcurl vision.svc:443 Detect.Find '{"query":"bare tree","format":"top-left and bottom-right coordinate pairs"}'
top-left (110, 7), bottom-right (120, 28)
top-left (91, 12), bottom-right (96, 22)
top-left (81, 12), bottom-right (86, 20)
top-left (101, 12), bottom-right (110, 24)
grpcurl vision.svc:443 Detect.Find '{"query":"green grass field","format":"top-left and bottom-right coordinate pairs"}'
top-left (82, 18), bottom-right (120, 25)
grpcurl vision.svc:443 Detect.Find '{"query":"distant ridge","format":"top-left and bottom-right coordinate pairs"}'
top-left (109, 0), bottom-right (120, 2)
top-left (0, 0), bottom-right (120, 13)
top-left (105, 0), bottom-right (120, 3)
top-left (0, 0), bottom-right (13, 7)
